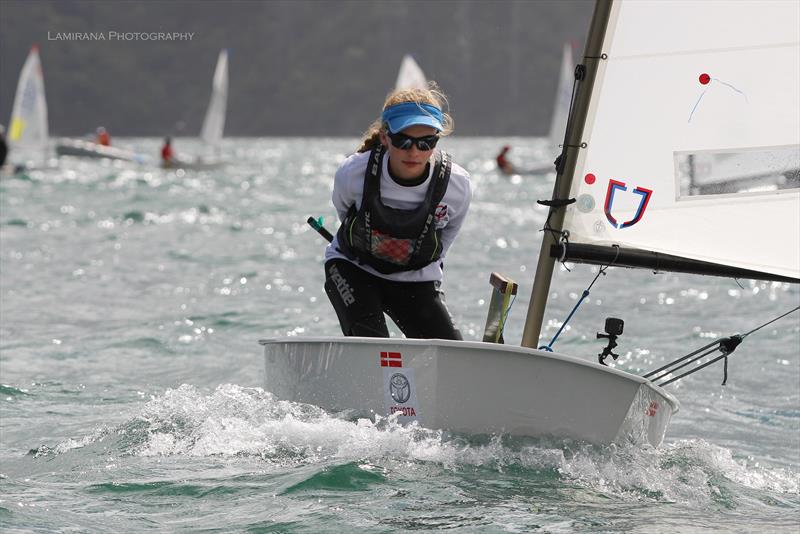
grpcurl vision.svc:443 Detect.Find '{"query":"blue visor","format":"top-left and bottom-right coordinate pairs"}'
top-left (381, 102), bottom-right (444, 134)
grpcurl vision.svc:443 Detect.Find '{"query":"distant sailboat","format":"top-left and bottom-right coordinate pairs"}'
top-left (498, 42), bottom-right (574, 175)
top-left (53, 57), bottom-right (141, 163)
top-left (55, 137), bottom-right (142, 162)
top-left (395, 55), bottom-right (428, 90)
top-left (7, 45), bottom-right (49, 166)
top-left (166, 49), bottom-right (228, 170)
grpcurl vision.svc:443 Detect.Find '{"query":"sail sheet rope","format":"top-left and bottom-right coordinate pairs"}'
top-left (645, 305), bottom-right (800, 387)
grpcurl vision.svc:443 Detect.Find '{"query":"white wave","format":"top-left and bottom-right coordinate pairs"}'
top-left (102, 383), bottom-right (798, 507)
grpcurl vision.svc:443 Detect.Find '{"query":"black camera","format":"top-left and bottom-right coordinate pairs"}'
top-left (597, 317), bottom-right (624, 365)
top-left (604, 317), bottom-right (624, 337)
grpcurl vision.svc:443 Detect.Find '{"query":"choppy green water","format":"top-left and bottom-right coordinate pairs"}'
top-left (1, 138), bottom-right (798, 532)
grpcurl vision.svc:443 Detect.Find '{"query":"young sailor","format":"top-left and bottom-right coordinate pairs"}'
top-left (96, 126), bottom-right (111, 146)
top-left (324, 83), bottom-right (472, 339)
top-left (160, 137), bottom-right (174, 167)
top-left (496, 145), bottom-right (514, 175)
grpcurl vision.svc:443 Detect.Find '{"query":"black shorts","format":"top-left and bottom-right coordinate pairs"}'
top-left (324, 259), bottom-right (462, 340)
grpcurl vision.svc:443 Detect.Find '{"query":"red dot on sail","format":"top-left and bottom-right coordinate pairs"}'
top-left (699, 73), bottom-right (711, 85)
top-left (585, 173), bottom-right (596, 185)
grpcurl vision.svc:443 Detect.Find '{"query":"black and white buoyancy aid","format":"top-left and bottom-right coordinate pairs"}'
top-left (336, 145), bottom-right (452, 274)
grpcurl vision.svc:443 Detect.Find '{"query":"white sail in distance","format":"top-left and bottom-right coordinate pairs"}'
top-left (395, 55), bottom-right (428, 90)
top-left (560, 0), bottom-right (800, 281)
top-left (8, 45), bottom-right (48, 155)
top-left (547, 42), bottom-right (574, 148)
top-left (200, 49), bottom-right (228, 147)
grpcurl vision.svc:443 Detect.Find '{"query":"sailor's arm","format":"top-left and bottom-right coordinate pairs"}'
top-left (439, 168), bottom-right (473, 255)
top-left (331, 162), bottom-right (357, 222)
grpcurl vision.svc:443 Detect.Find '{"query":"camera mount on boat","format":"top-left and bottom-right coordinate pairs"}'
top-left (597, 317), bottom-right (624, 366)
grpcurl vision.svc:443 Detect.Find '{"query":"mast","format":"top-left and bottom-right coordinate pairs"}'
top-left (520, 0), bottom-right (615, 348)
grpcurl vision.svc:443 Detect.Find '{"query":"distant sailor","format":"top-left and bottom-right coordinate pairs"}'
top-left (496, 145), bottom-right (514, 175)
top-left (96, 126), bottom-right (111, 146)
top-left (160, 137), bottom-right (174, 167)
top-left (324, 83), bottom-right (472, 339)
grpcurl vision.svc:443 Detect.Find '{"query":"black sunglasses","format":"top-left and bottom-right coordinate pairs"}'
top-left (387, 132), bottom-right (439, 151)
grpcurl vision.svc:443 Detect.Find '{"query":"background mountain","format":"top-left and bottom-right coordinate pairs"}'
top-left (0, 0), bottom-right (593, 137)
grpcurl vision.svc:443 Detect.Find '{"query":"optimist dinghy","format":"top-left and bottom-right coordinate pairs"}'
top-left (262, 0), bottom-right (799, 446)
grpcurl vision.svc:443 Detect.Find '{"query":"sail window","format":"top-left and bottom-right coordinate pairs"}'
top-left (675, 146), bottom-right (799, 199)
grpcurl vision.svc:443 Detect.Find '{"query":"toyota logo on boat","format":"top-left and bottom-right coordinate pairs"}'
top-left (389, 373), bottom-right (411, 404)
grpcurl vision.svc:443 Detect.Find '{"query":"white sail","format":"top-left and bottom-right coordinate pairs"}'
top-left (200, 49), bottom-right (228, 147)
top-left (8, 45), bottom-right (48, 155)
top-left (547, 42), bottom-right (574, 147)
top-left (560, 0), bottom-right (800, 281)
top-left (395, 55), bottom-right (428, 90)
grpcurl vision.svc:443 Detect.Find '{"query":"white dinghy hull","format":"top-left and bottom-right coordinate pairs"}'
top-left (260, 337), bottom-right (678, 446)
top-left (55, 139), bottom-right (139, 162)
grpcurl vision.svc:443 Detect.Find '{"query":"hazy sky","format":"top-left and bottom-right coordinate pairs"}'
top-left (0, 0), bottom-right (594, 136)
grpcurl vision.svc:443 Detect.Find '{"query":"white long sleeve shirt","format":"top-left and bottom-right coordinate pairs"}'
top-left (325, 149), bottom-right (472, 282)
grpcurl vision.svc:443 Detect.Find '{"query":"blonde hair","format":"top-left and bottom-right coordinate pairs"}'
top-left (356, 81), bottom-right (454, 153)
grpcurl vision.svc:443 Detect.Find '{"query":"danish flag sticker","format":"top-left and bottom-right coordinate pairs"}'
top-left (380, 351), bottom-right (402, 367)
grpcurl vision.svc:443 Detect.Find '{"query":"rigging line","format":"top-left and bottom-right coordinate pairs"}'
top-left (586, 245), bottom-right (619, 290)
top-left (560, 64), bottom-right (582, 149)
top-left (647, 344), bottom-right (720, 382)
top-left (541, 59), bottom-right (589, 230)
top-left (553, 60), bottom-right (588, 175)
top-left (540, 247), bottom-right (620, 351)
top-left (539, 208), bottom-right (568, 246)
top-left (646, 306), bottom-right (799, 385)
top-left (564, 66), bottom-right (581, 131)
top-left (650, 335), bottom-right (742, 386)
top-left (742, 305), bottom-right (800, 338)
top-left (642, 338), bottom-right (721, 378)
top-left (657, 350), bottom-right (731, 387)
